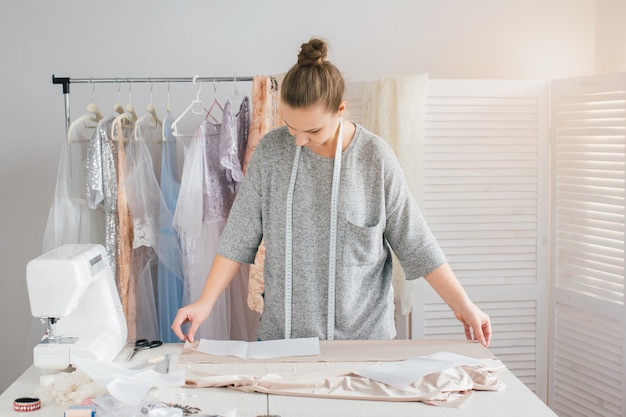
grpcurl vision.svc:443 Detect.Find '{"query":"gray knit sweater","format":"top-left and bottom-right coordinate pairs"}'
top-left (217, 123), bottom-right (446, 340)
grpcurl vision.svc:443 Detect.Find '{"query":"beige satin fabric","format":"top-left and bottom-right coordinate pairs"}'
top-left (184, 360), bottom-right (503, 407)
top-left (179, 340), bottom-right (504, 407)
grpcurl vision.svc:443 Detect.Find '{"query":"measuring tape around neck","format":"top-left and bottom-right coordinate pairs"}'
top-left (284, 118), bottom-right (344, 340)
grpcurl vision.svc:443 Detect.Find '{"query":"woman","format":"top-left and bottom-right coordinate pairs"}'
top-left (171, 38), bottom-right (492, 347)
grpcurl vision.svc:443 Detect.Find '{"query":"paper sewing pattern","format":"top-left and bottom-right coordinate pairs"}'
top-left (354, 351), bottom-right (484, 388)
top-left (195, 337), bottom-right (320, 359)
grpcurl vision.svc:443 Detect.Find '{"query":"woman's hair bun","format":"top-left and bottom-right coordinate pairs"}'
top-left (297, 38), bottom-right (327, 66)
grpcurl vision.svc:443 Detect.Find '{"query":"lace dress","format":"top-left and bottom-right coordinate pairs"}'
top-left (123, 115), bottom-right (166, 341)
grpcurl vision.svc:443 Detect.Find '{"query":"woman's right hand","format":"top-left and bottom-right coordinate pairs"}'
top-left (171, 255), bottom-right (243, 342)
top-left (171, 301), bottom-right (212, 342)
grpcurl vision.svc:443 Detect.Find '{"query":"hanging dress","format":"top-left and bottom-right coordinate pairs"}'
top-left (220, 97), bottom-right (260, 340)
top-left (174, 98), bottom-right (258, 341)
top-left (244, 75), bottom-right (284, 314)
top-left (112, 114), bottom-right (135, 339)
top-left (85, 114), bottom-right (119, 277)
top-left (123, 114), bottom-right (169, 342)
top-left (174, 111), bottom-right (229, 340)
top-left (43, 117), bottom-right (105, 253)
top-left (157, 114), bottom-right (185, 342)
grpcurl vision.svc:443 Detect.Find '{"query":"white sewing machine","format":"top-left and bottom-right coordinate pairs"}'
top-left (26, 244), bottom-right (128, 369)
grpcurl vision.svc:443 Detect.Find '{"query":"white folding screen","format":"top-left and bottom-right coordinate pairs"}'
top-left (350, 76), bottom-right (621, 413)
top-left (410, 80), bottom-right (551, 399)
top-left (347, 79), bottom-right (551, 397)
top-left (549, 73), bottom-right (626, 417)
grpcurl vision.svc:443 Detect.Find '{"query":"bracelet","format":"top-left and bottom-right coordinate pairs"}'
top-left (13, 397), bottom-right (41, 412)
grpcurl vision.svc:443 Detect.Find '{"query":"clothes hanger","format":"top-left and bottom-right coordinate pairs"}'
top-left (112, 81), bottom-right (137, 141)
top-left (206, 79), bottom-right (224, 123)
top-left (171, 75), bottom-right (211, 138)
top-left (166, 78), bottom-right (172, 115)
top-left (162, 78), bottom-right (174, 142)
top-left (124, 81), bottom-right (138, 121)
top-left (228, 73), bottom-right (247, 113)
top-left (67, 80), bottom-right (102, 143)
top-left (134, 79), bottom-right (163, 141)
top-left (113, 79), bottom-right (124, 115)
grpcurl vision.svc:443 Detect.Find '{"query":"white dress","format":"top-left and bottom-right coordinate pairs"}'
top-left (43, 116), bottom-right (105, 253)
top-left (174, 98), bottom-right (259, 341)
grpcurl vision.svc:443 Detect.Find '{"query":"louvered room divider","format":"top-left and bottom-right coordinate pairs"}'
top-left (413, 79), bottom-right (550, 399)
top-left (346, 74), bottom-right (626, 416)
top-left (549, 72), bottom-right (626, 417)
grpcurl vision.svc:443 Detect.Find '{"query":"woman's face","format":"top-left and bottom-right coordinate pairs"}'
top-left (282, 102), bottom-right (345, 156)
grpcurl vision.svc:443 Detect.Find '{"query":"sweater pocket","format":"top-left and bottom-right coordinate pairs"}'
top-left (340, 219), bottom-right (384, 266)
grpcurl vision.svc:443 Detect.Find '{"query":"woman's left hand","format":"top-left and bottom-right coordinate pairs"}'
top-left (453, 302), bottom-right (492, 347)
top-left (423, 263), bottom-right (493, 348)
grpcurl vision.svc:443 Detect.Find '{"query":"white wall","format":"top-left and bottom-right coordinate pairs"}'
top-left (596, 0), bottom-right (626, 74)
top-left (0, 0), bottom-right (605, 392)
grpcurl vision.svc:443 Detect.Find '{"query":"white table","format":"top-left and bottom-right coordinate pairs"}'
top-left (1, 340), bottom-right (558, 417)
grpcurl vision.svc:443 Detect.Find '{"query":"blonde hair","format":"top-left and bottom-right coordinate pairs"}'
top-left (281, 38), bottom-right (345, 112)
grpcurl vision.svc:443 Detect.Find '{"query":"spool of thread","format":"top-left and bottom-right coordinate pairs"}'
top-left (64, 405), bottom-right (95, 417)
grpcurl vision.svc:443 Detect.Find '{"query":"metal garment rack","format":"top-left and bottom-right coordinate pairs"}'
top-left (51, 74), bottom-right (254, 133)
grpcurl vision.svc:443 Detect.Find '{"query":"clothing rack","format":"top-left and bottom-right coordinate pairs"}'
top-left (51, 74), bottom-right (254, 133)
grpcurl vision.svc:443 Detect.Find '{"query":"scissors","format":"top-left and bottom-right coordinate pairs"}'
top-left (126, 339), bottom-right (163, 362)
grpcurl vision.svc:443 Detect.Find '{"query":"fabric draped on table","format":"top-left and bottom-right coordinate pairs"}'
top-left (181, 339), bottom-right (504, 408)
top-left (362, 74), bottom-right (429, 318)
top-left (185, 362), bottom-right (503, 407)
